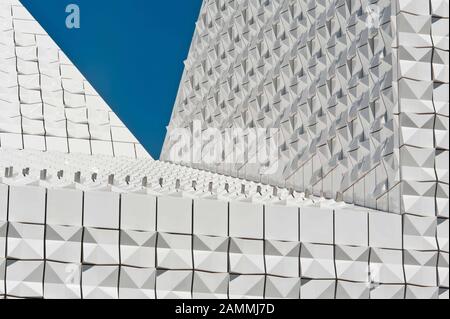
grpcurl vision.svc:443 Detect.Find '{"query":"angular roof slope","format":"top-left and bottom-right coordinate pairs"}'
top-left (0, 0), bottom-right (151, 159)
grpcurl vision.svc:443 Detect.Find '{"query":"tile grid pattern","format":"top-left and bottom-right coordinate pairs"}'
top-left (392, 0), bottom-right (449, 217)
top-left (391, 1), bottom-right (450, 301)
top-left (0, 0), bottom-right (149, 159)
top-left (0, 183), bottom-right (448, 299)
top-left (0, 0), bottom-right (447, 300)
top-left (162, 0), bottom-right (399, 211)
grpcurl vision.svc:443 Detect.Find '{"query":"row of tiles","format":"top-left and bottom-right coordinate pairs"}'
top-left (1, 184), bottom-right (448, 249)
top-left (1, 263), bottom-right (447, 299)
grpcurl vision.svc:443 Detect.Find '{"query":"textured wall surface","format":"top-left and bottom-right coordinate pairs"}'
top-left (0, 0), bottom-right (448, 299)
top-left (162, 0), bottom-right (400, 210)
top-left (0, 148), bottom-right (448, 299)
top-left (162, 0), bottom-right (449, 215)
top-left (0, 0), bottom-right (150, 159)
top-left (391, 0), bottom-right (449, 218)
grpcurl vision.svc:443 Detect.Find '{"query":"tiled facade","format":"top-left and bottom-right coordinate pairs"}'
top-left (162, 0), bottom-right (449, 216)
top-left (162, 0), bottom-right (398, 209)
top-left (0, 0), bottom-right (150, 159)
top-left (392, 0), bottom-right (449, 217)
top-left (0, 0), bottom-right (448, 299)
top-left (0, 148), bottom-right (448, 299)
top-left (0, 185), bottom-right (447, 299)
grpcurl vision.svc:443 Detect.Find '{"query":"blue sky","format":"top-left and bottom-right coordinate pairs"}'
top-left (21, 0), bottom-right (202, 158)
